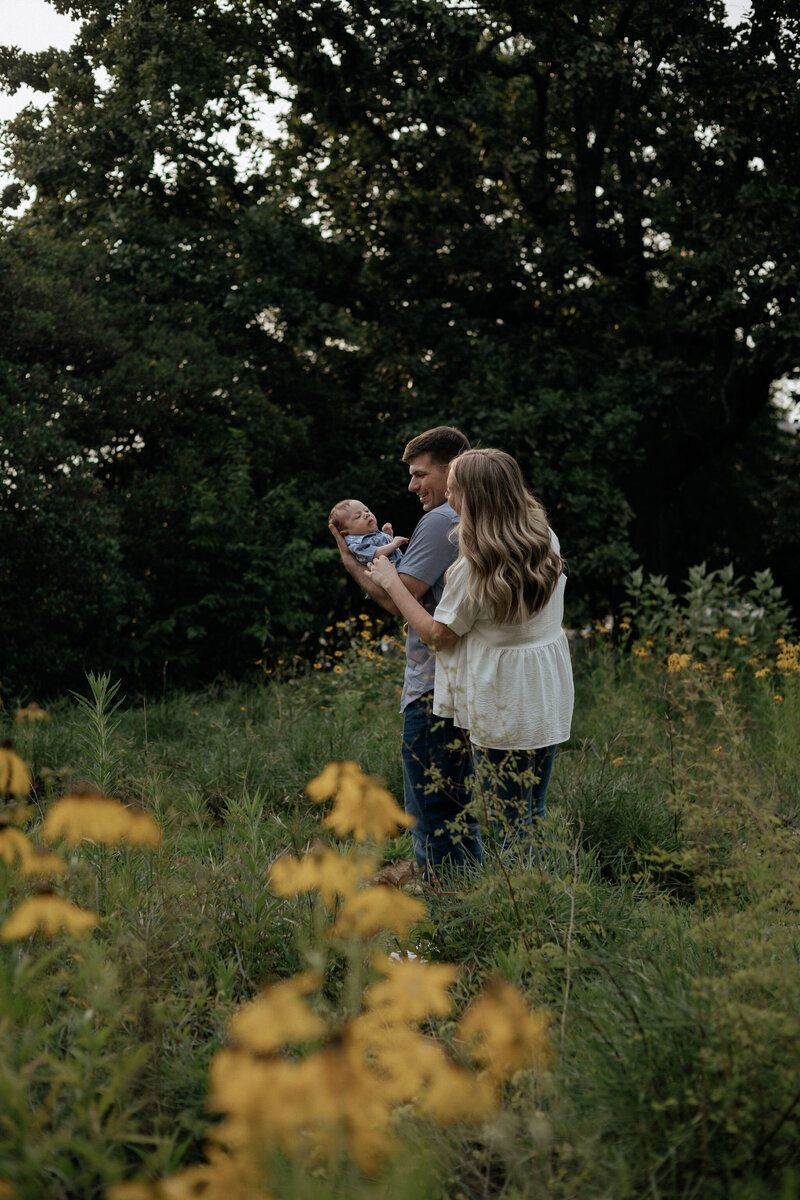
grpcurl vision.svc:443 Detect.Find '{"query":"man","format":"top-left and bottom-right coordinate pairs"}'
top-left (329, 425), bottom-right (481, 873)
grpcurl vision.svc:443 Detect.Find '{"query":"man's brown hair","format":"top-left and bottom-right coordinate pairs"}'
top-left (402, 425), bottom-right (470, 465)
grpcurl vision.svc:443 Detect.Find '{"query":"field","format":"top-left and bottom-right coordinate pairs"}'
top-left (2, 571), bottom-right (800, 1200)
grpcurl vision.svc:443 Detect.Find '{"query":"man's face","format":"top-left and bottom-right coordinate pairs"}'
top-left (341, 501), bottom-right (378, 535)
top-left (407, 453), bottom-right (449, 512)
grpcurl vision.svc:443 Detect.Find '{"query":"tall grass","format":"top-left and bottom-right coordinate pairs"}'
top-left (1, 597), bottom-right (799, 1199)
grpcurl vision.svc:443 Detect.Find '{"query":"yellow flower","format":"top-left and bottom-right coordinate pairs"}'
top-left (269, 845), bottom-right (376, 907)
top-left (722, 667), bottom-right (736, 680)
top-left (632, 643), bottom-right (649, 658)
top-left (14, 702), bottom-right (50, 723)
top-left (416, 1060), bottom-right (497, 1124)
top-left (330, 885), bottom-right (426, 939)
top-left (332, 665), bottom-right (345, 674)
top-left (0, 1182), bottom-right (15, 1200)
top-left (42, 793), bottom-right (161, 848)
top-left (0, 744), bottom-right (31, 796)
top-left (610, 756), bottom-right (624, 767)
top-left (305, 760), bottom-right (362, 803)
top-left (17, 847), bottom-right (67, 880)
top-left (457, 978), bottom-right (552, 1080)
top-left (712, 626), bottom-right (730, 639)
top-left (0, 825), bottom-right (33, 868)
top-left (692, 662), bottom-right (706, 672)
top-left (228, 972), bottom-right (325, 1053)
top-left (0, 894), bottom-right (98, 940)
top-left (733, 635), bottom-right (748, 646)
top-left (319, 769), bottom-right (415, 843)
top-left (773, 694), bottom-right (783, 704)
top-left (667, 653), bottom-right (692, 674)
top-left (712, 745), bottom-right (723, 754)
top-left (364, 955), bottom-right (459, 1024)
top-left (755, 666), bottom-right (772, 678)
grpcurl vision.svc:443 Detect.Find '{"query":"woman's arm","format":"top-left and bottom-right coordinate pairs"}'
top-left (367, 557), bottom-right (459, 650)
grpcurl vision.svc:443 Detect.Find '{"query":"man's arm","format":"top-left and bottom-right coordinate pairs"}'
top-left (329, 523), bottom-right (430, 614)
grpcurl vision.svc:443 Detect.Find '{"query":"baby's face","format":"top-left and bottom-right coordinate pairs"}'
top-left (342, 501), bottom-right (378, 535)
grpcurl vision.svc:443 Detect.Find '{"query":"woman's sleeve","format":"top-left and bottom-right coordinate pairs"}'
top-left (433, 559), bottom-right (480, 637)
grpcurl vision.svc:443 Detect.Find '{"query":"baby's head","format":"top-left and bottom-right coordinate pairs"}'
top-left (329, 499), bottom-right (378, 536)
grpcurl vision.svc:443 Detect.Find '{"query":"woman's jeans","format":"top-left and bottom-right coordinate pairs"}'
top-left (471, 743), bottom-right (556, 849)
top-left (401, 695), bottom-right (482, 873)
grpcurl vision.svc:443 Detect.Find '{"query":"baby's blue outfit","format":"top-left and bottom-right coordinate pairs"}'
top-left (345, 531), bottom-right (404, 565)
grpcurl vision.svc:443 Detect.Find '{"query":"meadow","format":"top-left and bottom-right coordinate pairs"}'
top-left (1, 565), bottom-right (800, 1200)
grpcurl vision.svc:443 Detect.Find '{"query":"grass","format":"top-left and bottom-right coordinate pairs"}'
top-left (1, 615), bottom-right (799, 1199)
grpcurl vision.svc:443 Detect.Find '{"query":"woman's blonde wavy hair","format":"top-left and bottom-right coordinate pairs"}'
top-left (448, 448), bottom-right (563, 624)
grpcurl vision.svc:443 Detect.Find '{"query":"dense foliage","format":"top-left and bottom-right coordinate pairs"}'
top-left (1, 1), bottom-right (799, 695)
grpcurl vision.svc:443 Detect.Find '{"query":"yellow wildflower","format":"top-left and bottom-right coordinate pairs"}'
top-left (712, 745), bottom-right (723, 754)
top-left (269, 845), bottom-right (376, 907)
top-left (325, 776), bottom-right (415, 843)
top-left (228, 972), bottom-right (325, 1053)
top-left (416, 1060), bottom-right (497, 1124)
top-left (0, 825), bottom-right (33, 868)
top-left (42, 793), bottom-right (161, 848)
top-left (722, 667), bottom-right (736, 680)
top-left (364, 955), bottom-right (459, 1024)
top-left (610, 756), bottom-right (624, 767)
top-left (305, 760), bottom-right (362, 803)
top-left (0, 894), bottom-right (98, 940)
top-left (0, 1183), bottom-right (15, 1200)
top-left (755, 666), bottom-right (772, 678)
top-left (692, 662), bottom-right (706, 672)
top-left (712, 626), bottom-right (730, 639)
top-left (333, 665), bottom-right (345, 674)
top-left (457, 978), bottom-right (552, 1080)
top-left (667, 653), bottom-right (692, 673)
top-left (776, 641), bottom-right (800, 673)
top-left (330, 885), bottom-right (426, 939)
top-left (733, 635), bottom-right (748, 646)
top-left (17, 848), bottom-right (67, 880)
top-left (14, 702), bottom-right (50, 723)
top-left (774, 694), bottom-right (783, 704)
top-left (632, 643), bottom-right (649, 658)
top-left (0, 743), bottom-right (31, 796)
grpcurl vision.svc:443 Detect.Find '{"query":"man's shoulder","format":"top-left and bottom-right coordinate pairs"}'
top-left (414, 502), bottom-right (459, 535)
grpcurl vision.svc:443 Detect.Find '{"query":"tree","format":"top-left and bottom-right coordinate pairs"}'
top-left (257, 0), bottom-right (800, 604)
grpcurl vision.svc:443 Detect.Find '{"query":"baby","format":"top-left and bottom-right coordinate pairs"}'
top-left (329, 499), bottom-right (407, 565)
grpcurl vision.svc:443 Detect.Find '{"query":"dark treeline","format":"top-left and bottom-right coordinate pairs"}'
top-left (1, 0), bottom-right (798, 698)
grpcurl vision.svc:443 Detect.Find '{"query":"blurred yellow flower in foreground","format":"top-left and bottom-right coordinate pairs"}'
top-left (42, 794), bottom-right (161, 848)
top-left (305, 760), bottom-right (362, 803)
top-left (0, 893), bottom-right (98, 940)
top-left (228, 972), bottom-right (325, 1054)
top-left (269, 845), bottom-right (376, 907)
top-left (17, 847), bottom-right (67, 880)
top-left (364, 954), bottom-right (458, 1024)
top-left (14, 701), bottom-right (50, 723)
top-left (325, 778), bottom-right (414, 843)
top-left (330, 885), bottom-right (426, 939)
top-left (0, 824), bottom-right (34, 867)
top-left (0, 743), bottom-right (31, 796)
top-left (458, 978), bottom-right (552, 1079)
top-left (306, 761), bottom-right (415, 842)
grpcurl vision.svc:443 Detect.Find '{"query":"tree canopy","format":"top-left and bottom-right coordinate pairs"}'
top-left (1, 0), bottom-right (798, 696)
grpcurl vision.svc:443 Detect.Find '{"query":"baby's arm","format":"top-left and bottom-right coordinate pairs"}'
top-left (373, 535), bottom-right (408, 559)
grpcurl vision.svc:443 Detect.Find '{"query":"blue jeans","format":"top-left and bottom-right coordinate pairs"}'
top-left (471, 744), bottom-right (556, 847)
top-left (401, 696), bottom-right (482, 872)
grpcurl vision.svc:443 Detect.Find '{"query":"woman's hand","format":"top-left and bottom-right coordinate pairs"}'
top-left (367, 556), bottom-right (399, 593)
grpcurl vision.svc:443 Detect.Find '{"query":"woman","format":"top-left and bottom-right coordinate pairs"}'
top-left (369, 448), bottom-right (573, 847)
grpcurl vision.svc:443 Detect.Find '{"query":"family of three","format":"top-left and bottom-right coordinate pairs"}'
top-left (329, 425), bottom-right (574, 873)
